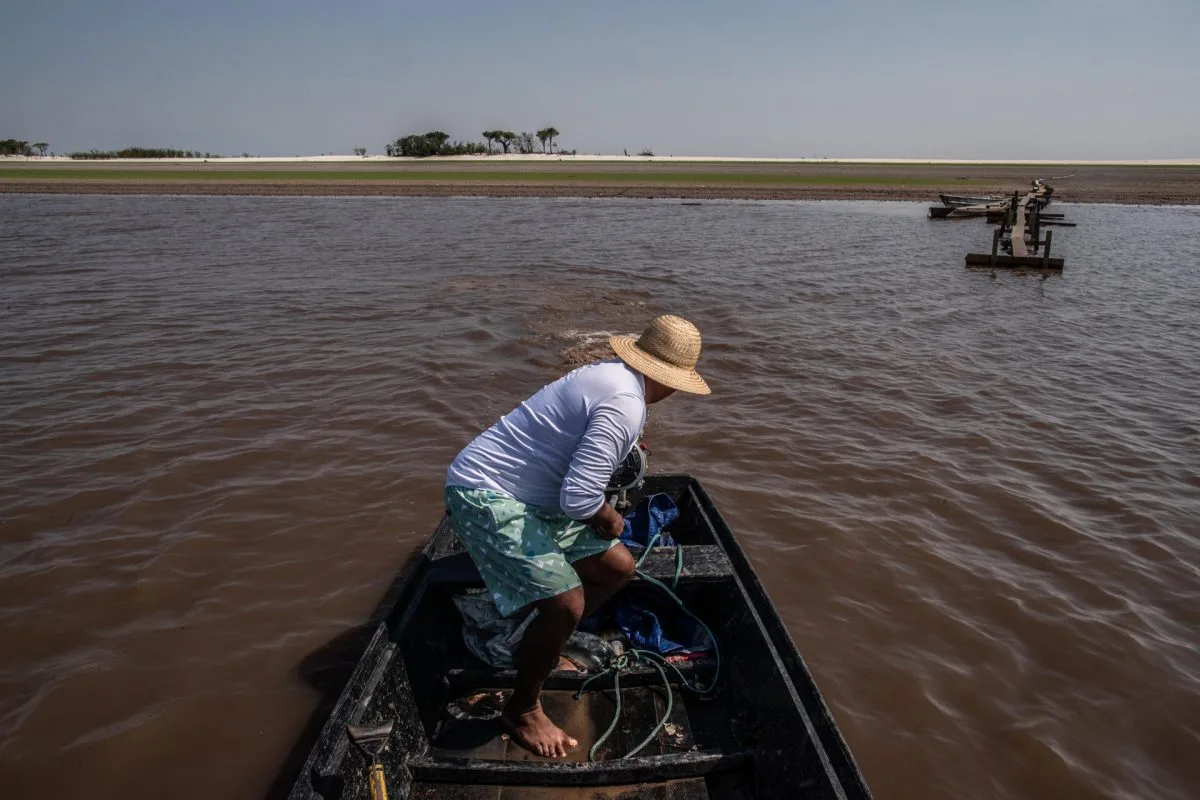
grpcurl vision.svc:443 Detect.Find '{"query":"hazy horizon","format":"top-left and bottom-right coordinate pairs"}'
top-left (3, 0), bottom-right (1198, 160)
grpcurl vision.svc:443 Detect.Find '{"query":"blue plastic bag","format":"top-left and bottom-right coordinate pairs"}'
top-left (619, 492), bottom-right (678, 550)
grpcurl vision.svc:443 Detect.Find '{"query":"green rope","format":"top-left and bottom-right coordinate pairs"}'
top-left (574, 539), bottom-right (721, 761)
top-left (575, 650), bottom-right (673, 761)
top-left (633, 530), bottom-right (684, 590)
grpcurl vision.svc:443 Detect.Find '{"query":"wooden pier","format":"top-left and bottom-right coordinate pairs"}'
top-left (963, 182), bottom-right (1067, 270)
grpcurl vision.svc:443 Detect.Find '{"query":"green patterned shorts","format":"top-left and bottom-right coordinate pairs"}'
top-left (444, 485), bottom-right (617, 617)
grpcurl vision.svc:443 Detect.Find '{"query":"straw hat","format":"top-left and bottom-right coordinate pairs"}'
top-left (610, 315), bottom-right (711, 395)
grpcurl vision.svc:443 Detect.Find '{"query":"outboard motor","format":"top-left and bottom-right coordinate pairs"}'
top-left (606, 440), bottom-right (648, 513)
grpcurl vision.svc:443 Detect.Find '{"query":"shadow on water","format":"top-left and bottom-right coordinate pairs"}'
top-left (262, 545), bottom-right (429, 800)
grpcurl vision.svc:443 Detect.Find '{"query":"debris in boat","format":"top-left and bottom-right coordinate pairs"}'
top-left (447, 690), bottom-right (506, 721)
top-left (600, 630), bottom-right (628, 657)
top-left (555, 654), bottom-right (587, 673)
top-left (659, 721), bottom-right (688, 747)
top-left (454, 590), bottom-right (614, 669)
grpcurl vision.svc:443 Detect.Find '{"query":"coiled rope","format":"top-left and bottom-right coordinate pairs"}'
top-left (574, 534), bottom-right (721, 761)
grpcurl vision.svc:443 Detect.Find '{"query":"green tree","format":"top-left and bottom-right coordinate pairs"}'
top-left (536, 127), bottom-right (560, 154)
top-left (388, 131), bottom-right (486, 158)
top-left (33, 142), bottom-right (49, 157)
top-left (1, 139), bottom-right (32, 156)
top-left (515, 132), bottom-right (537, 154)
top-left (482, 130), bottom-right (496, 154)
top-left (495, 131), bottom-right (517, 154)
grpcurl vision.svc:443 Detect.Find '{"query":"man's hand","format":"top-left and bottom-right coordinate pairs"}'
top-left (587, 503), bottom-right (625, 540)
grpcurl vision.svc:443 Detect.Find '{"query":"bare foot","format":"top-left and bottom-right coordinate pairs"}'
top-left (501, 703), bottom-right (579, 758)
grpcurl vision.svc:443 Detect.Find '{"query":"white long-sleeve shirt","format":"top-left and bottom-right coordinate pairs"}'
top-left (446, 360), bottom-right (646, 519)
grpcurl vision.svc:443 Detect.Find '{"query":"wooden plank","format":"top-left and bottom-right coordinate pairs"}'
top-left (445, 660), bottom-right (708, 694)
top-left (496, 778), bottom-right (711, 799)
top-left (987, 213), bottom-right (1069, 225)
top-left (965, 253), bottom-right (1064, 269)
top-left (412, 784), bottom-right (498, 800)
top-left (637, 545), bottom-right (734, 582)
top-left (408, 749), bottom-right (752, 786)
top-left (428, 545), bottom-right (734, 586)
top-left (1009, 192), bottom-right (1035, 257)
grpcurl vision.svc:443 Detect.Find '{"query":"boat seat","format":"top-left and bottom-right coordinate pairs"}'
top-left (635, 545), bottom-right (733, 583)
top-left (444, 656), bottom-right (713, 694)
top-left (427, 545), bottom-right (736, 586)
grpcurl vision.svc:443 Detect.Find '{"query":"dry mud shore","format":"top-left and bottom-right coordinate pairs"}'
top-left (2, 161), bottom-right (1198, 204)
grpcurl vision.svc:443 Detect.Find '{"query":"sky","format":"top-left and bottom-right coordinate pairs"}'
top-left (2, 0), bottom-right (1198, 159)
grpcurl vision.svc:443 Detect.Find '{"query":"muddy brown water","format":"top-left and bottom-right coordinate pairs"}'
top-left (1, 196), bottom-right (1197, 800)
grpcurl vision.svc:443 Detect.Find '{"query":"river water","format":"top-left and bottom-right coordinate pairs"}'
top-left (1, 195), bottom-right (1197, 800)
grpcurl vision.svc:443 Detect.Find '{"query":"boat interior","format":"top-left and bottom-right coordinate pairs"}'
top-left (295, 478), bottom-right (866, 800)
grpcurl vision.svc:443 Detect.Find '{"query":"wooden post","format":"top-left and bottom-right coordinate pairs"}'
top-left (990, 227), bottom-right (1001, 266)
top-left (1042, 230), bottom-right (1053, 268)
top-left (1032, 204), bottom-right (1040, 253)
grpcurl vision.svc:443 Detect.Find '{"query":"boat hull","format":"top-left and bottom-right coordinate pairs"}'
top-left (284, 476), bottom-right (873, 799)
top-left (939, 193), bottom-right (1004, 208)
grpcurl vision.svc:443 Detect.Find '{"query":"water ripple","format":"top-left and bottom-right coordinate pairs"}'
top-left (1, 195), bottom-right (1198, 799)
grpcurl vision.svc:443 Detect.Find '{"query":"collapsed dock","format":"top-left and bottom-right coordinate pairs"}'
top-left (932, 180), bottom-right (1072, 271)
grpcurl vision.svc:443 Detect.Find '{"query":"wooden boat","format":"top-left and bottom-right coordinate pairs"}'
top-left (929, 201), bottom-right (1011, 219)
top-left (948, 202), bottom-right (1011, 218)
top-left (938, 192), bottom-right (1004, 208)
top-left (285, 476), bottom-right (873, 800)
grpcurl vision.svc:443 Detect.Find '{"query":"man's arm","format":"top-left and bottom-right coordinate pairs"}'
top-left (559, 394), bottom-right (643, 537)
top-left (585, 502), bottom-right (626, 540)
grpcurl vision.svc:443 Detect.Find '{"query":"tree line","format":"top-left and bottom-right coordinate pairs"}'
top-left (1, 139), bottom-right (50, 156)
top-left (67, 148), bottom-right (219, 159)
top-left (2, 140), bottom-right (230, 159)
top-left (385, 127), bottom-right (564, 158)
top-left (4, 128), bottom-right (573, 160)
top-left (385, 132), bottom-right (487, 158)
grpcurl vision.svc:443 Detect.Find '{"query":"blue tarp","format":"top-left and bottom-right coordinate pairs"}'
top-left (608, 584), bottom-right (710, 654)
top-left (619, 492), bottom-right (678, 550)
top-left (582, 493), bottom-right (712, 655)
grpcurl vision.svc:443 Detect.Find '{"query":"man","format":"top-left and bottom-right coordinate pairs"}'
top-left (445, 315), bottom-right (711, 758)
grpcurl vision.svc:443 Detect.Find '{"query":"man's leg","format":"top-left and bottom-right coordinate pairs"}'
top-left (502, 547), bottom-right (633, 757)
top-left (572, 543), bottom-right (637, 616)
top-left (502, 586), bottom-right (586, 758)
